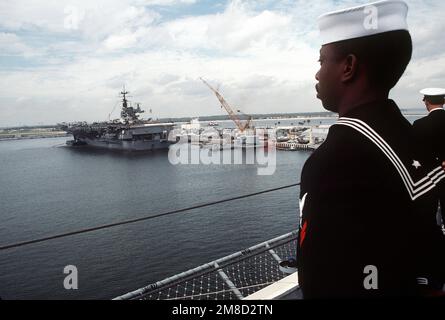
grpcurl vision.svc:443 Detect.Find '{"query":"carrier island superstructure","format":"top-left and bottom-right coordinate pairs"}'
top-left (61, 89), bottom-right (175, 151)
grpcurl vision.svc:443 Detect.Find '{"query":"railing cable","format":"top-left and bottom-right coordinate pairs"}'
top-left (0, 183), bottom-right (300, 252)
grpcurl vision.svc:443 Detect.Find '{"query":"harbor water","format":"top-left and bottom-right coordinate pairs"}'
top-left (0, 114), bottom-right (423, 299)
top-left (0, 136), bottom-right (308, 299)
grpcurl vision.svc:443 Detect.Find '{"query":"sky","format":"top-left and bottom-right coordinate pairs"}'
top-left (0, 0), bottom-right (444, 127)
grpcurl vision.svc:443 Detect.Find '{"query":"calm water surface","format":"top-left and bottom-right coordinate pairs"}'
top-left (0, 113), bottom-right (424, 299)
top-left (0, 136), bottom-right (309, 299)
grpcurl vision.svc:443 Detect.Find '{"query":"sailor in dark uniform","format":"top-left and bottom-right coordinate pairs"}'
top-left (297, 1), bottom-right (445, 298)
top-left (411, 88), bottom-right (445, 293)
top-left (413, 88), bottom-right (445, 225)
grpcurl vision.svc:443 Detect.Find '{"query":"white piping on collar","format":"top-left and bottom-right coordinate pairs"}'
top-left (335, 117), bottom-right (445, 201)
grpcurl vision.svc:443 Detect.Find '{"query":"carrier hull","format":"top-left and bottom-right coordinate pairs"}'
top-left (78, 137), bottom-right (173, 151)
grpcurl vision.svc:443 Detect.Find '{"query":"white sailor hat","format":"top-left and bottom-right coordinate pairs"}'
top-left (419, 88), bottom-right (445, 97)
top-left (318, 0), bottom-right (409, 45)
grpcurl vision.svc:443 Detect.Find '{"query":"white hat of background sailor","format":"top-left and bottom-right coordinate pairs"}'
top-left (419, 88), bottom-right (445, 97)
top-left (318, 0), bottom-right (409, 45)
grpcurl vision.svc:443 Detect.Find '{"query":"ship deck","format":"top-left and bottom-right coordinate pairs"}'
top-left (114, 222), bottom-right (445, 300)
top-left (113, 231), bottom-right (301, 300)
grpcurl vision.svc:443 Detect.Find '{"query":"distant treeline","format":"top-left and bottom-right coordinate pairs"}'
top-left (0, 125), bottom-right (62, 131)
top-left (1, 112), bottom-right (336, 129)
top-left (3, 109), bottom-right (422, 130)
top-left (158, 112), bottom-right (336, 123)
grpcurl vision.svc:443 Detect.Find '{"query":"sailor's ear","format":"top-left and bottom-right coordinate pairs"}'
top-left (341, 54), bottom-right (358, 83)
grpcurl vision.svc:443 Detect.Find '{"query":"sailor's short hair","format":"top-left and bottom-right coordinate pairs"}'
top-left (329, 30), bottom-right (412, 90)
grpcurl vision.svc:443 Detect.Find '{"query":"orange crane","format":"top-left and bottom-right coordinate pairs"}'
top-left (200, 77), bottom-right (252, 132)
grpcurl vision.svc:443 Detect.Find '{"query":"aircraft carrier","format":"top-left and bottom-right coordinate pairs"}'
top-left (60, 88), bottom-right (175, 151)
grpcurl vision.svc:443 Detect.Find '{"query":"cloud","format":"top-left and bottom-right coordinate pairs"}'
top-left (0, 0), bottom-right (444, 127)
top-left (99, 1), bottom-right (295, 54)
top-left (0, 0), bottom-right (187, 32)
top-left (103, 31), bottom-right (139, 51)
top-left (0, 33), bottom-right (35, 56)
top-left (137, 0), bottom-right (197, 5)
